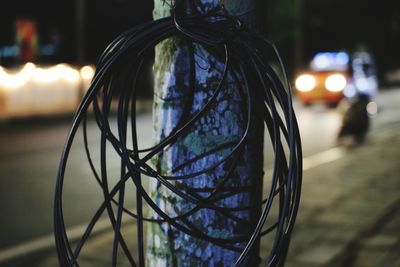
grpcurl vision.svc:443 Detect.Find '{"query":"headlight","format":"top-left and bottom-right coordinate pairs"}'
top-left (80, 65), bottom-right (95, 80)
top-left (325, 74), bottom-right (346, 92)
top-left (295, 74), bottom-right (316, 92)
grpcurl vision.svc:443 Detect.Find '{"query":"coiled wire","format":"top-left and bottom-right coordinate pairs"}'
top-left (54, 3), bottom-right (302, 267)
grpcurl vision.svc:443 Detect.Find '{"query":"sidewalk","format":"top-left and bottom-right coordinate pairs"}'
top-left (9, 131), bottom-right (400, 267)
top-left (283, 133), bottom-right (400, 267)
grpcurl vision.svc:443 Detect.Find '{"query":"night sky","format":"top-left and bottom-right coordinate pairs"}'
top-left (0, 0), bottom-right (399, 77)
top-left (304, 0), bottom-right (400, 73)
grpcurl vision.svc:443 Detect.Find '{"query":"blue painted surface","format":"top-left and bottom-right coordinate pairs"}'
top-left (147, 1), bottom-right (262, 266)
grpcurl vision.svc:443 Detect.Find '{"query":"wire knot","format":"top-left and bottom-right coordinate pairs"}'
top-left (172, 1), bottom-right (243, 46)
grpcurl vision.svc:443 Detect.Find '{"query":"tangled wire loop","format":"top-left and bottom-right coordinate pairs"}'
top-left (54, 4), bottom-right (302, 267)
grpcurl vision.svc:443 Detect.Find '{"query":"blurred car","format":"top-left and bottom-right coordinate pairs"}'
top-left (295, 52), bottom-right (350, 107)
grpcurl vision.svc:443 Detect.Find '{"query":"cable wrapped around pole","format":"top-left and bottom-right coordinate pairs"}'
top-left (54, 1), bottom-right (302, 266)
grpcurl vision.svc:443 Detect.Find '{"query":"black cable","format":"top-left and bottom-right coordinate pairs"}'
top-left (54, 2), bottom-right (302, 266)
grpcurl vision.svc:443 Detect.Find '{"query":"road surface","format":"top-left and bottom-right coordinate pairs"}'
top-left (0, 88), bottom-right (399, 264)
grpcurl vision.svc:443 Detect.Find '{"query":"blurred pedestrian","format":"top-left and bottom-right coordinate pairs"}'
top-left (338, 93), bottom-right (370, 144)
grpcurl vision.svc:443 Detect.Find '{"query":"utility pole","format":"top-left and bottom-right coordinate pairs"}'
top-left (294, 0), bottom-right (304, 69)
top-left (147, 0), bottom-right (263, 266)
top-left (75, 0), bottom-right (86, 65)
top-left (75, 0), bottom-right (86, 101)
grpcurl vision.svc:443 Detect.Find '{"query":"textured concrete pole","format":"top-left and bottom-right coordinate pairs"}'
top-left (147, 0), bottom-right (263, 266)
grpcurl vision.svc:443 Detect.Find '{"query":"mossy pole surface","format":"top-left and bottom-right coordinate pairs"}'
top-left (147, 0), bottom-right (263, 266)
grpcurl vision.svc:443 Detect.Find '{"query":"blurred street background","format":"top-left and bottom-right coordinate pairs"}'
top-left (0, 0), bottom-right (399, 266)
